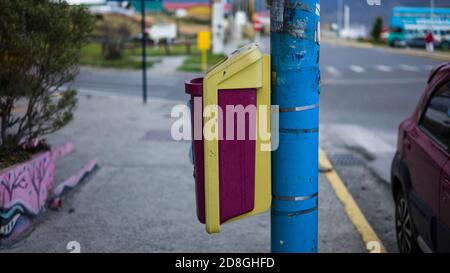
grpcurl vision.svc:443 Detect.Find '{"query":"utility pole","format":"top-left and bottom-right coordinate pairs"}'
top-left (430, 0), bottom-right (435, 31)
top-left (337, 0), bottom-right (343, 37)
top-left (249, 0), bottom-right (255, 22)
top-left (270, 0), bottom-right (320, 253)
top-left (344, 5), bottom-right (350, 31)
top-left (211, 0), bottom-right (225, 54)
top-left (141, 0), bottom-right (148, 104)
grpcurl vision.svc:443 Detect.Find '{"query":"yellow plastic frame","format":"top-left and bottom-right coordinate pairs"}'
top-left (202, 44), bottom-right (271, 234)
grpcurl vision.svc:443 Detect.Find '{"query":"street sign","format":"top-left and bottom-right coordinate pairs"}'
top-left (131, 0), bottom-right (163, 13)
top-left (197, 31), bottom-right (211, 51)
top-left (253, 19), bottom-right (263, 32)
top-left (197, 31), bottom-right (211, 71)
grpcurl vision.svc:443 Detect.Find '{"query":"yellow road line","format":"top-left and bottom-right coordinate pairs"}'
top-left (319, 148), bottom-right (387, 253)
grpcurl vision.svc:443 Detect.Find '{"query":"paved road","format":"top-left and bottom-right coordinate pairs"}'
top-left (320, 42), bottom-right (443, 183)
top-left (321, 42), bottom-right (440, 144)
top-left (320, 41), bottom-right (444, 253)
top-left (72, 57), bottom-right (197, 102)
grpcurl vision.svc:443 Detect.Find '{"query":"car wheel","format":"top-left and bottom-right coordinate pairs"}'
top-left (395, 192), bottom-right (420, 253)
top-left (393, 39), bottom-right (404, 48)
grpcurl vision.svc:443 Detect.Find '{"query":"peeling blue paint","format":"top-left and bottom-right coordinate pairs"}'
top-left (271, 0), bottom-right (320, 253)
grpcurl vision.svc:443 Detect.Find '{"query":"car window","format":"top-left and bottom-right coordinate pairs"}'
top-left (420, 80), bottom-right (450, 150)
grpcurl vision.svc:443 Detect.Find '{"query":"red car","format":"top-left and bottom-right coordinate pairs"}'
top-left (391, 62), bottom-right (450, 253)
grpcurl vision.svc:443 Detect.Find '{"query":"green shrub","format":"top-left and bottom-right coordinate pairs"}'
top-left (0, 0), bottom-right (94, 168)
top-left (100, 23), bottom-right (131, 60)
top-left (371, 17), bottom-right (383, 42)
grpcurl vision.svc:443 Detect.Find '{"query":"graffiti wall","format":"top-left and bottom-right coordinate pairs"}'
top-left (0, 141), bottom-right (93, 243)
top-left (0, 151), bottom-right (56, 240)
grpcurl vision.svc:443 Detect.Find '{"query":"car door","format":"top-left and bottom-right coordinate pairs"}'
top-left (435, 80), bottom-right (450, 252)
top-left (405, 81), bottom-right (450, 248)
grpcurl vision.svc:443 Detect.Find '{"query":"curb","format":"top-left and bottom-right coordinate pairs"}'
top-left (319, 148), bottom-right (387, 253)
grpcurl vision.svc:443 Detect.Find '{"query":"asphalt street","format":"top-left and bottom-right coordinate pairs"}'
top-left (320, 42), bottom-right (441, 148)
top-left (72, 57), bottom-right (197, 102)
top-left (320, 41), bottom-right (443, 253)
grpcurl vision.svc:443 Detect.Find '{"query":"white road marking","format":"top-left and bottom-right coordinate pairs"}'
top-left (329, 124), bottom-right (396, 154)
top-left (423, 64), bottom-right (434, 71)
top-left (325, 124), bottom-right (397, 183)
top-left (349, 65), bottom-right (365, 73)
top-left (400, 64), bottom-right (419, 72)
top-left (375, 65), bottom-right (393, 72)
top-left (325, 66), bottom-right (342, 77)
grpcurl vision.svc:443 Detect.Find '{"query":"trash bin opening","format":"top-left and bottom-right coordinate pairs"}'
top-left (185, 77), bottom-right (203, 96)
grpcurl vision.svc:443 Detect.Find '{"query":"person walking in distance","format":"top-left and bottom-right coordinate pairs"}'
top-left (426, 31), bottom-right (434, 52)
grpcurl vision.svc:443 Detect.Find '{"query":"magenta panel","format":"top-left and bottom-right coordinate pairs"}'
top-left (185, 77), bottom-right (257, 224)
top-left (218, 89), bottom-right (256, 223)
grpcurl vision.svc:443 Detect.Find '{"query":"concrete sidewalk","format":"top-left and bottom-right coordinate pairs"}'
top-left (1, 93), bottom-right (367, 253)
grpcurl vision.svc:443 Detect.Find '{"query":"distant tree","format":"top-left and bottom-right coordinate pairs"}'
top-left (100, 23), bottom-right (131, 60)
top-left (371, 16), bottom-right (383, 42)
top-left (0, 0), bottom-right (94, 166)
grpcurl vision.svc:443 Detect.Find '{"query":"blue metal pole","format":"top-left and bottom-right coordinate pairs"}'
top-left (270, 0), bottom-right (320, 253)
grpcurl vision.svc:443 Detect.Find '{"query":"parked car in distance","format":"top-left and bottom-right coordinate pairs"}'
top-left (407, 37), bottom-right (427, 49)
top-left (391, 62), bottom-right (450, 253)
top-left (387, 7), bottom-right (450, 50)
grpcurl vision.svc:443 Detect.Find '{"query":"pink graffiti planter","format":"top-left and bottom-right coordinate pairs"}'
top-left (0, 141), bottom-right (97, 244)
top-left (0, 150), bottom-right (56, 241)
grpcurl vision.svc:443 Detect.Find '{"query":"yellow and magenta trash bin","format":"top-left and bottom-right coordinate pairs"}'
top-left (185, 44), bottom-right (271, 234)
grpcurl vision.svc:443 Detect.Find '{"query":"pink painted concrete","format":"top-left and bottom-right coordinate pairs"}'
top-left (0, 141), bottom-right (89, 241)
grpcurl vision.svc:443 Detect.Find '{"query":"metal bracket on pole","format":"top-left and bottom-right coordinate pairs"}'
top-left (270, 0), bottom-right (321, 253)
